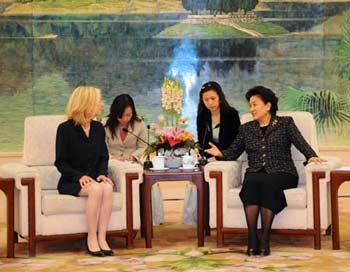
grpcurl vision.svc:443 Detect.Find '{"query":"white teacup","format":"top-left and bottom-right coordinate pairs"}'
top-left (152, 155), bottom-right (165, 169)
top-left (182, 154), bottom-right (195, 169)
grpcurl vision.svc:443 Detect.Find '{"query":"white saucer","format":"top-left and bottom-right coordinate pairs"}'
top-left (150, 167), bottom-right (169, 171)
top-left (179, 166), bottom-right (197, 170)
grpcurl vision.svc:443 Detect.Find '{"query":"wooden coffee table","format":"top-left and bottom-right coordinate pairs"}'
top-left (0, 177), bottom-right (15, 258)
top-left (330, 168), bottom-right (350, 249)
top-left (141, 168), bottom-right (208, 248)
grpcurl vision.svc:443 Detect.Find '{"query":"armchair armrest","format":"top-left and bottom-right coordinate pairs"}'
top-left (108, 160), bottom-right (143, 235)
top-left (204, 161), bottom-right (242, 231)
top-left (0, 163), bottom-right (40, 190)
top-left (304, 157), bottom-right (339, 231)
top-left (0, 163), bottom-right (42, 237)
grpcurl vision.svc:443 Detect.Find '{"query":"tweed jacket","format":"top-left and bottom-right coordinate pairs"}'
top-left (221, 115), bottom-right (318, 177)
top-left (104, 119), bottom-right (147, 162)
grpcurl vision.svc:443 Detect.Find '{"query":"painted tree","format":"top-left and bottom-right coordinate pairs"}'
top-left (240, 0), bottom-right (259, 13)
top-left (207, 0), bottom-right (221, 14)
top-left (222, 0), bottom-right (237, 13)
top-left (182, 0), bottom-right (207, 13)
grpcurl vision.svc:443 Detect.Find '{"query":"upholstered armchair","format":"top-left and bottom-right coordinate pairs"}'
top-left (204, 111), bottom-right (338, 249)
top-left (0, 115), bottom-right (143, 256)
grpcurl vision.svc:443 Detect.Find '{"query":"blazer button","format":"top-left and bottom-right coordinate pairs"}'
top-left (262, 145), bottom-right (266, 149)
top-left (263, 154), bottom-right (266, 157)
top-left (262, 162), bottom-right (266, 166)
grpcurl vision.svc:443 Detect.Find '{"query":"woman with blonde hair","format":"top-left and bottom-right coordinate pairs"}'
top-left (55, 86), bottom-right (114, 257)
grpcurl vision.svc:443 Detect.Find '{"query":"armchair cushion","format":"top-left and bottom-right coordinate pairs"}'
top-left (41, 190), bottom-right (123, 216)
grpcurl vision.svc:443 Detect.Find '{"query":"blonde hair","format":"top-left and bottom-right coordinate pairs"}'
top-left (66, 86), bottom-right (102, 126)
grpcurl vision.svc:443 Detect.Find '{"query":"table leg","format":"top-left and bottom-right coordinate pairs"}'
top-left (204, 181), bottom-right (210, 236)
top-left (194, 176), bottom-right (204, 247)
top-left (144, 179), bottom-right (153, 248)
top-left (331, 177), bottom-right (341, 250)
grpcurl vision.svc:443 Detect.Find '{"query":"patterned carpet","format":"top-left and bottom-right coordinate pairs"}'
top-left (1, 199), bottom-right (350, 272)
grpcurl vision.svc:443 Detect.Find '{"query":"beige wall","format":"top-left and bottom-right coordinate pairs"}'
top-left (1, 148), bottom-right (350, 223)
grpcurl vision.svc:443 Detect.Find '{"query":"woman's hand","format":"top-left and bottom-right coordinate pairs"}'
top-left (308, 157), bottom-right (327, 164)
top-left (79, 175), bottom-right (94, 188)
top-left (124, 155), bottom-right (136, 161)
top-left (97, 175), bottom-right (114, 186)
top-left (204, 142), bottom-right (224, 158)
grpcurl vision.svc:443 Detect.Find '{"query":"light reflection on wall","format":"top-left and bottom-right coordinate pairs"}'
top-left (167, 39), bottom-right (200, 139)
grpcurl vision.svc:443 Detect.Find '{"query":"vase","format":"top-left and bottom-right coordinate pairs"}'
top-left (158, 147), bottom-right (188, 169)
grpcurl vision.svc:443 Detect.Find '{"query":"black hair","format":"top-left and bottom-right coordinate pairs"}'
top-left (105, 94), bottom-right (139, 139)
top-left (197, 81), bottom-right (236, 117)
top-left (245, 86), bottom-right (279, 116)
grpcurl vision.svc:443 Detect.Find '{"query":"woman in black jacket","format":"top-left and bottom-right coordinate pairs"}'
top-left (205, 86), bottom-right (325, 256)
top-left (55, 86), bottom-right (114, 257)
top-left (197, 81), bottom-right (240, 159)
top-left (183, 82), bottom-right (240, 226)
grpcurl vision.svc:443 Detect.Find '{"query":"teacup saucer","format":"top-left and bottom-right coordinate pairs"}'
top-left (150, 167), bottom-right (169, 171)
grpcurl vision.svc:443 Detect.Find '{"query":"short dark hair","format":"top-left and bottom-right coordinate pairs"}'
top-left (105, 94), bottom-right (139, 139)
top-left (245, 86), bottom-right (279, 116)
top-left (197, 81), bottom-right (236, 116)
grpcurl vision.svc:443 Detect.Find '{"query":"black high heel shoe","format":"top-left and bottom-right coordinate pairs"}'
top-left (87, 242), bottom-right (105, 257)
top-left (246, 248), bottom-right (259, 256)
top-left (259, 247), bottom-right (270, 256)
top-left (101, 249), bottom-right (114, 256)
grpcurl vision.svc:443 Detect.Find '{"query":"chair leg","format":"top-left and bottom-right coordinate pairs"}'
top-left (29, 236), bottom-right (36, 257)
top-left (314, 229), bottom-right (321, 250)
top-left (217, 228), bottom-right (223, 248)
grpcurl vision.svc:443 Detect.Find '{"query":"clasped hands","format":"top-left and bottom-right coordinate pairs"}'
top-left (79, 175), bottom-right (114, 188)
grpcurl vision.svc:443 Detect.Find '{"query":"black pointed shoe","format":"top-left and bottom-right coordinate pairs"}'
top-left (101, 249), bottom-right (114, 256)
top-left (259, 247), bottom-right (270, 257)
top-left (87, 248), bottom-right (105, 257)
top-left (246, 248), bottom-right (259, 256)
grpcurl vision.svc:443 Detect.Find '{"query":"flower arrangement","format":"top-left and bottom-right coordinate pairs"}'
top-left (144, 77), bottom-right (198, 159)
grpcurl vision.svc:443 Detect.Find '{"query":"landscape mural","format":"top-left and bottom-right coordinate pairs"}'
top-left (1, 0), bottom-right (350, 151)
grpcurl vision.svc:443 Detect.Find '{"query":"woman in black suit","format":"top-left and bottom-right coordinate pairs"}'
top-left (183, 81), bottom-right (240, 226)
top-left (197, 81), bottom-right (240, 159)
top-left (55, 86), bottom-right (114, 257)
top-left (205, 86), bottom-right (325, 256)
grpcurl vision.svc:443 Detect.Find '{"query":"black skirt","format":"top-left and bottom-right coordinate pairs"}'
top-left (239, 171), bottom-right (298, 214)
top-left (58, 181), bottom-right (82, 197)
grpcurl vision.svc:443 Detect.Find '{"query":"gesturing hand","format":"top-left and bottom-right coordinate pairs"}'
top-left (204, 142), bottom-right (223, 158)
top-left (308, 157), bottom-right (327, 164)
top-left (79, 175), bottom-right (94, 187)
top-left (97, 175), bottom-right (114, 186)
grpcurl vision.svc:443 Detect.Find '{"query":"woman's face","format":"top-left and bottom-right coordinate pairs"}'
top-left (94, 100), bottom-right (104, 117)
top-left (202, 90), bottom-right (220, 113)
top-left (248, 95), bottom-right (271, 121)
top-left (88, 99), bottom-right (104, 120)
top-left (117, 106), bottom-right (133, 127)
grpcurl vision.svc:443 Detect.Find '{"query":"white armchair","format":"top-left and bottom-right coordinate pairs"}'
top-left (0, 115), bottom-right (143, 256)
top-left (204, 111), bottom-right (339, 249)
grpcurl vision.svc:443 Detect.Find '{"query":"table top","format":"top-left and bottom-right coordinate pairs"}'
top-left (144, 167), bottom-right (203, 177)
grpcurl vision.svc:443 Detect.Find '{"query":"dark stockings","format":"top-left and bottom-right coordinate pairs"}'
top-left (260, 207), bottom-right (275, 251)
top-left (244, 205), bottom-right (259, 250)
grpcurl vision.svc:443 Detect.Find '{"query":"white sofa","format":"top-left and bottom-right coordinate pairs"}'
top-left (204, 111), bottom-right (338, 248)
top-left (0, 115), bottom-right (143, 256)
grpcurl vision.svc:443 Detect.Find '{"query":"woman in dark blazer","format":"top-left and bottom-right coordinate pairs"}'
top-left (183, 81), bottom-right (240, 226)
top-left (197, 81), bottom-right (241, 159)
top-left (55, 86), bottom-right (114, 257)
top-left (205, 86), bottom-right (325, 256)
